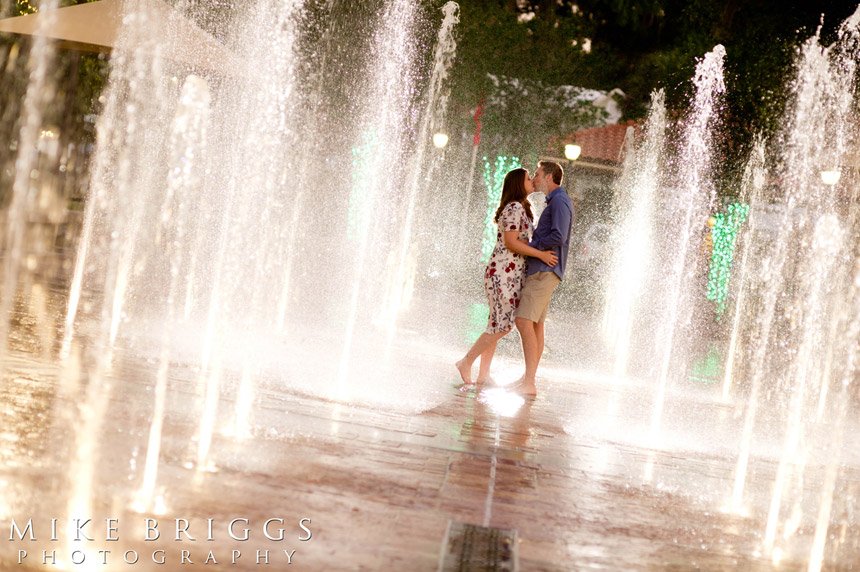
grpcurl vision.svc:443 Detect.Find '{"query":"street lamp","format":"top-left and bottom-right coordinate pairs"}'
top-left (820, 169), bottom-right (840, 186)
top-left (564, 143), bottom-right (581, 161)
top-left (432, 132), bottom-right (449, 149)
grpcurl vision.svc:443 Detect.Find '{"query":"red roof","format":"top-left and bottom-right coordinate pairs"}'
top-left (552, 121), bottom-right (638, 164)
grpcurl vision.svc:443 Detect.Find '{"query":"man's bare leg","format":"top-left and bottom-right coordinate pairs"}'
top-left (535, 320), bottom-right (546, 367)
top-left (476, 340), bottom-right (498, 384)
top-left (515, 317), bottom-right (539, 396)
top-left (457, 331), bottom-right (506, 384)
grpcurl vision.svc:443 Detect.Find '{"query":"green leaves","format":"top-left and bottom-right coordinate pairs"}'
top-left (444, 0), bottom-right (860, 186)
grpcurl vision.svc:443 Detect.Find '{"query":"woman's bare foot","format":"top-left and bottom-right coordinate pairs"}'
top-left (474, 375), bottom-right (494, 386)
top-left (455, 359), bottom-right (473, 384)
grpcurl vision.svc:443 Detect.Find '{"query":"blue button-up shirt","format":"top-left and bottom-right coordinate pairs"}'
top-left (527, 186), bottom-right (573, 280)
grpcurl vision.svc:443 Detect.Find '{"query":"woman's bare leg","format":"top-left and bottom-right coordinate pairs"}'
top-left (476, 340), bottom-right (498, 384)
top-left (456, 330), bottom-right (508, 384)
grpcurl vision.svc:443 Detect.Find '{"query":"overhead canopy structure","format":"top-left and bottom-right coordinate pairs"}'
top-left (0, 0), bottom-right (241, 75)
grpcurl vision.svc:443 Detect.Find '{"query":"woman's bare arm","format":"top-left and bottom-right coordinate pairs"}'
top-left (503, 231), bottom-right (557, 266)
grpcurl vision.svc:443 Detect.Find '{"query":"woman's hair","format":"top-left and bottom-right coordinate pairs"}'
top-left (494, 168), bottom-right (534, 223)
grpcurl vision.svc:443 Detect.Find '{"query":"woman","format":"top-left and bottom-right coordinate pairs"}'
top-left (456, 168), bottom-right (557, 385)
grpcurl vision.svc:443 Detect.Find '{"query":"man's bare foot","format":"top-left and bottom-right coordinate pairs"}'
top-left (455, 359), bottom-right (473, 384)
top-left (517, 379), bottom-right (537, 397)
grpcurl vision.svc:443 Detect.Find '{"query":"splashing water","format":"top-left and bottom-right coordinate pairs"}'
top-left (1, 2), bottom-right (860, 568)
top-left (601, 89), bottom-right (666, 381)
top-left (650, 45), bottom-right (726, 439)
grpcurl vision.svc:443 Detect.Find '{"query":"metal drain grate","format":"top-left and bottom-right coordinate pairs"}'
top-left (437, 521), bottom-right (518, 572)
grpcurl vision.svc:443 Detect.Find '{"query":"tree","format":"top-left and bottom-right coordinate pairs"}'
top-left (441, 0), bottom-right (860, 182)
top-left (442, 0), bottom-right (603, 159)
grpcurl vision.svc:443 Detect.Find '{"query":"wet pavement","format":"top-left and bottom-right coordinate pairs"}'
top-left (0, 286), bottom-right (859, 571)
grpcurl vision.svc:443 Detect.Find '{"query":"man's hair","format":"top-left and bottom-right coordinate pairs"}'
top-left (537, 161), bottom-right (563, 185)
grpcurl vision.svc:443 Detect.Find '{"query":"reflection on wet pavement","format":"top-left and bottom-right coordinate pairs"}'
top-left (0, 285), bottom-right (858, 571)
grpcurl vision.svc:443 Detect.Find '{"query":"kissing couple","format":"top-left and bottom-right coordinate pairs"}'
top-left (456, 160), bottom-right (573, 397)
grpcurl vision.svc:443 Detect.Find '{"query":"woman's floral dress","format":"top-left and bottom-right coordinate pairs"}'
top-left (484, 201), bottom-right (533, 334)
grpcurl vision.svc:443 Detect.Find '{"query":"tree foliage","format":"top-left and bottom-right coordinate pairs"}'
top-left (443, 0), bottom-right (599, 158)
top-left (5, 0), bottom-right (859, 174)
top-left (441, 0), bottom-right (860, 167)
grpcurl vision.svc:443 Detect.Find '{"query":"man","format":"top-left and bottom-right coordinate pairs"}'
top-left (514, 161), bottom-right (573, 397)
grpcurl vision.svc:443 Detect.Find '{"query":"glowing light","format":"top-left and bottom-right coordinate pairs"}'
top-left (706, 202), bottom-right (750, 316)
top-left (478, 387), bottom-right (525, 417)
top-left (432, 132), bottom-right (449, 148)
top-left (15, 0), bottom-right (37, 15)
top-left (480, 155), bottom-right (521, 263)
top-left (820, 169), bottom-right (840, 185)
top-left (772, 547), bottom-right (783, 565)
top-left (564, 143), bottom-right (581, 161)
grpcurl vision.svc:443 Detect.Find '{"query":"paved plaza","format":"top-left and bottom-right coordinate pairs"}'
top-left (2, 322), bottom-right (859, 570)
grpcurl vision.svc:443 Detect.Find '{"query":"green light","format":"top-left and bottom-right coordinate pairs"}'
top-left (480, 155), bottom-right (521, 263)
top-left (689, 344), bottom-right (723, 384)
top-left (465, 302), bottom-right (489, 343)
top-left (706, 201), bottom-right (750, 316)
top-left (348, 130), bottom-right (379, 241)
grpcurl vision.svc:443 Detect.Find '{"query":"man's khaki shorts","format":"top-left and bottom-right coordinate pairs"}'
top-left (515, 271), bottom-right (561, 323)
